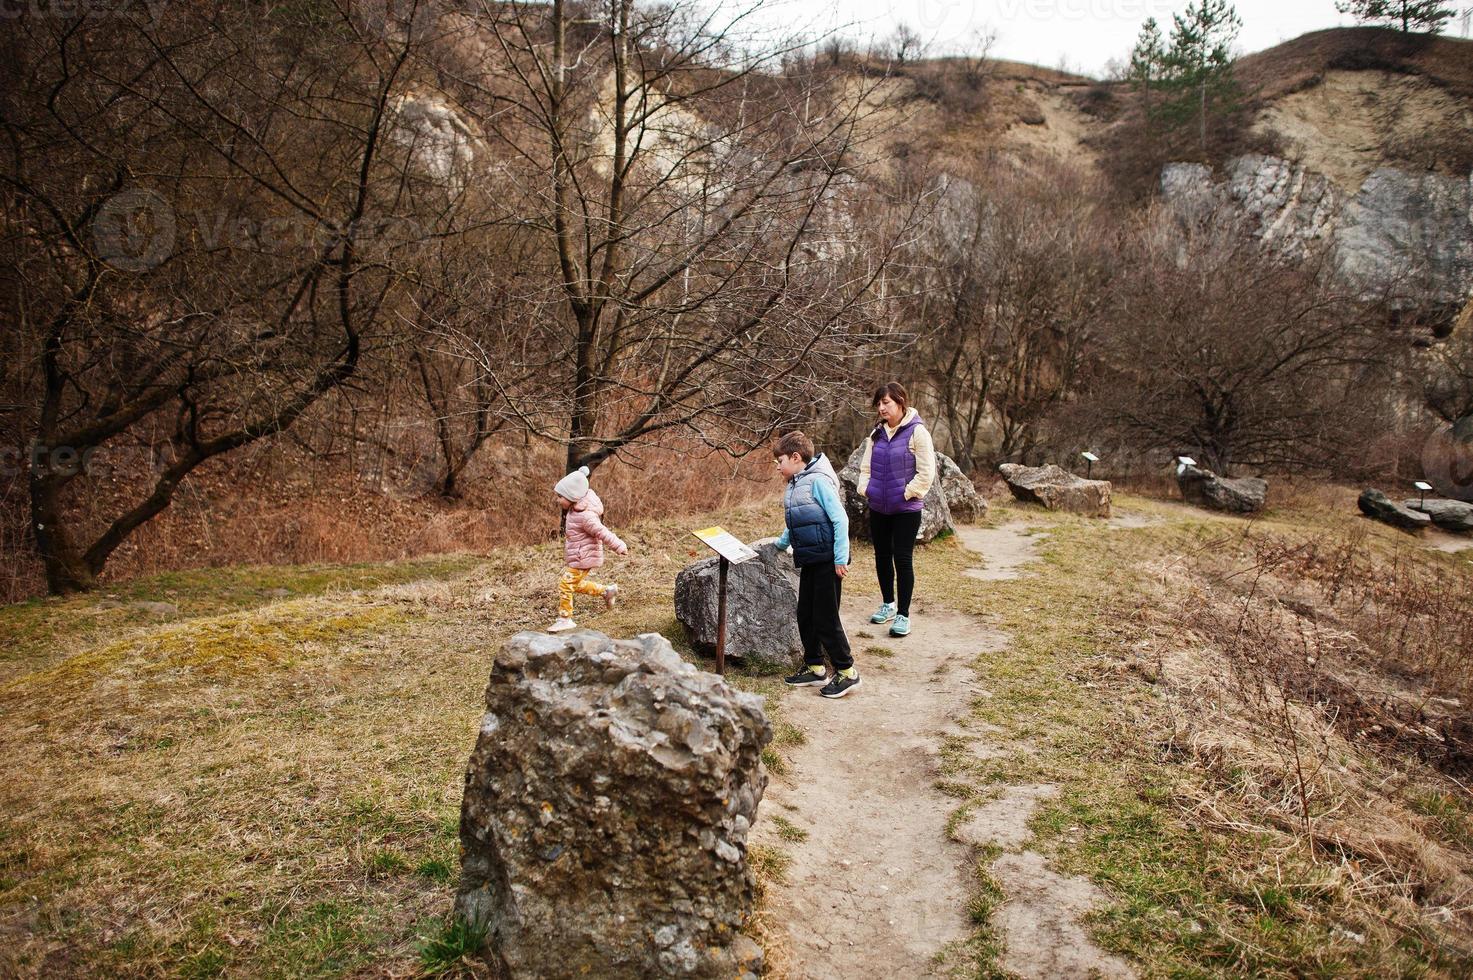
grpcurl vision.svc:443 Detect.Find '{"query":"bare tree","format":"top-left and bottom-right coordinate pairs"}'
top-left (916, 160), bottom-right (1112, 471)
top-left (467, 0), bottom-right (918, 474)
top-left (1, 3), bottom-right (464, 592)
top-left (1090, 205), bottom-right (1388, 474)
top-left (959, 27), bottom-right (998, 89)
top-left (889, 24), bottom-right (925, 67)
top-left (1423, 319), bottom-right (1473, 424)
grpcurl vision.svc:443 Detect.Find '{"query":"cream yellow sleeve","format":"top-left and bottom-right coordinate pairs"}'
top-left (905, 425), bottom-right (936, 499)
top-left (856, 436), bottom-right (874, 498)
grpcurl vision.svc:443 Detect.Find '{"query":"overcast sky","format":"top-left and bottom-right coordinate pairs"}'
top-left (734, 0), bottom-right (1473, 78)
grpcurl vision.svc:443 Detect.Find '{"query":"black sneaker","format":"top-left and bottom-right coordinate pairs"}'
top-left (819, 672), bottom-right (861, 699)
top-left (784, 666), bottom-right (828, 687)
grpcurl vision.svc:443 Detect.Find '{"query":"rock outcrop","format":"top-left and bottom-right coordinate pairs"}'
top-left (388, 90), bottom-right (484, 190)
top-left (1161, 155), bottom-right (1473, 311)
top-left (674, 539), bottom-right (801, 671)
top-left (1406, 497), bottom-right (1473, 533)
top-left (458, 630), bottom-right (771, 979)
top-left (1358, 488), bottom-right (1432, 532)
top-left (937, 454), bottom-right (988, 524)
top-left (997, 463), bottom-right (1112, 518)
top-left (838, 446), bottom-right (954, 543)
top-left (1176, 465), bottom-right (1268, 514)
top-left (1421, 415), bottom-right (1473, 503)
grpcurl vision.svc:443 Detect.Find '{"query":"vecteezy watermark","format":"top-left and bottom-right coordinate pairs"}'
top-left (1421, 415), bottom-right (1473, 504)
top-left (893, 0), bottom-right (1173, 31)
top-left (92, 188), bottom-right (426, 272)
top-left (1, 443), bottom-right (167, 480)
top-left (0, 0), bottom-right (168, 24)
top-left (93, 188), bottom-right (176, 272)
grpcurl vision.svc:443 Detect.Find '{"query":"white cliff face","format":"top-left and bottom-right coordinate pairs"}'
top-left (1337, 168), bottom-right (1473, 307)
top-left (1161, 155), bottom-right (1473, 309)
top-left (388, 91), bottom-right (484, 191)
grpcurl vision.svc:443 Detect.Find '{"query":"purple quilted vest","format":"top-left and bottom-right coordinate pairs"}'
top-left (866, 415), bottom-right (924, 515)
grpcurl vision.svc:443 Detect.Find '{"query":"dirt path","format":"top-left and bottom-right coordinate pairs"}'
top-left (753, 519), bottom-right (1139, 979)
top-left (751, 590), bottom-right (1008, 977)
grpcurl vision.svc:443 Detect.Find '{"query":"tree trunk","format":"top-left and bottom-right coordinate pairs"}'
top-left (30, 472), bottom-right (97, 594)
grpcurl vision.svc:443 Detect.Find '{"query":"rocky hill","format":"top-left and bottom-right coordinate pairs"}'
top-left (883, 27), bottom-right (1473, 321)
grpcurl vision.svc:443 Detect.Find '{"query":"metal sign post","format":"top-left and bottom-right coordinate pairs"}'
top-left (715, 557), bottom-right (729, 675)
top-left (1081, 451), bottom-right (1100, 479)
top-left (1415, 480), bottom-right (1433, 510)
top-left (691, 527), bottom-right (758, 676)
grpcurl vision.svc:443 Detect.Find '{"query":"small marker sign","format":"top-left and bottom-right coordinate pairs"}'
top-left (692, 526), bottom-right (758, 565)
top-left (691, 526), bottom-right (756, 675)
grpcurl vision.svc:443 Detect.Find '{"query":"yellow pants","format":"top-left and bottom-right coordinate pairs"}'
top-left (558, 567), bottom-right (606, 618)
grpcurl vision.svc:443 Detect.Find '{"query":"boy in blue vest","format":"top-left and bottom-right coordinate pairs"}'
top-left (772, 431), bottom-right (860, 698)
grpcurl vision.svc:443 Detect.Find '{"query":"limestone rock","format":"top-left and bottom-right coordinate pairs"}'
top-left (1339, 168), bottom-right (1473, 309)
top-left (1406, 497), bottom-right (1473, 534)
top-left (838, 445), bottom-right (954, 543)
top-left (388, 91), bottom-right (484, 191)
top-left (674, 540), bottom-right (801, 671)
top-left (937, 453), bottom-right (987, 524)
top-left (1358, 488), bottom-right (1431, 532)
top-left (457, 630), bottom-right (771, 979)
top-left (997, 463), bottom-right (1112, 518)
top-left (1176, 465), bottom-right (1268, 514)
top-left (1161, 156), bottom-right (1473, 310)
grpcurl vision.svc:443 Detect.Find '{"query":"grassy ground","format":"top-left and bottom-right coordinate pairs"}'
top-left (0, 500), bottom-right (784, 977)
top-left (4, 486), bottom-right (1471, 977)
top-left (935, 491), bottom-right (1473, 978)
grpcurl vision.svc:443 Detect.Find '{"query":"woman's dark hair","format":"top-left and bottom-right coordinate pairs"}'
top-left (871, 381), bottom-right (908, 413)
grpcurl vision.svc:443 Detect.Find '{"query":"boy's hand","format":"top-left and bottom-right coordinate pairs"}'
top-left (835, 564), bottom-right (847, 579)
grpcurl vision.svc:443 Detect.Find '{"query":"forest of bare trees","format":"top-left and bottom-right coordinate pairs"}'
top-left (1, 0), bottom-right (1466, 597)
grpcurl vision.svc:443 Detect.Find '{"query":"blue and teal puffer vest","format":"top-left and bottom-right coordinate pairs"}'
top-left (784, 454), bottom-right (840, 568)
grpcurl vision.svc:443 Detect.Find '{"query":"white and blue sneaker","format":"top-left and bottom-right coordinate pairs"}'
top-left (869, 602), bottom-right (897, 624)
top-left (889, 614), bottom-right (911, 637)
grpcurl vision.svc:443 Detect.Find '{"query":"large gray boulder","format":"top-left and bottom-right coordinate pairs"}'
top-left (937, 453), bottom-right (987, 524)
top-left (1406, 497), bottom-right (1473, 534)
top-left (458, 630), bottom-right (771, 979)
top-left (1358, 488), bottom-right (1431, 532)
top-left (838, 445), bottom-right (954, 542)
top-left (1176, 465), bottom-right (1268, 514)
top-left (998, 463), bottom-right (1113, 518)
top-left (675, 539), bottom-right (801, 671)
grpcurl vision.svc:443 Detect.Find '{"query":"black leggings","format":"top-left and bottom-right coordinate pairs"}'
top-left (871, 510), bottom-right (922, 616)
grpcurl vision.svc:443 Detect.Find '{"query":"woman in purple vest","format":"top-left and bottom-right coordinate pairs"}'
top-left (856, 381), bottom-right (936, 637)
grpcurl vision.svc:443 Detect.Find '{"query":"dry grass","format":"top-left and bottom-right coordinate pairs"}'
top-left (913, 490), bottom-right (1473, 975)
top-left (7, 475), bottom-right (1472, 977)
top-left (1, 437), bottom-right (773, 604)
top-left (0, 496), bottom-right (787, 977)
top-left (1132, 511), bottom-right (1473, 966)
top-left (1236, 27), bottom-right (1473, 104)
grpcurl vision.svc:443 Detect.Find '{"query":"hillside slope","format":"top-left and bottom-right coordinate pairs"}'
top-left (886, 26), bottom-right (1473, 190)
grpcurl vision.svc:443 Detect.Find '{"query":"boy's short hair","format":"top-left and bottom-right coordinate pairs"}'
top-left (773, 431), bottom-right (814, 461)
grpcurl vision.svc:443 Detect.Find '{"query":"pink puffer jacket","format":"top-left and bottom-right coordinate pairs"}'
top-left (564, 490), bottom-right (626, 570)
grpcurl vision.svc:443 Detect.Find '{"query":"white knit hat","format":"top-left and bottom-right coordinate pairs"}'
top-left (554, 465), bottom-right (591, 501)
